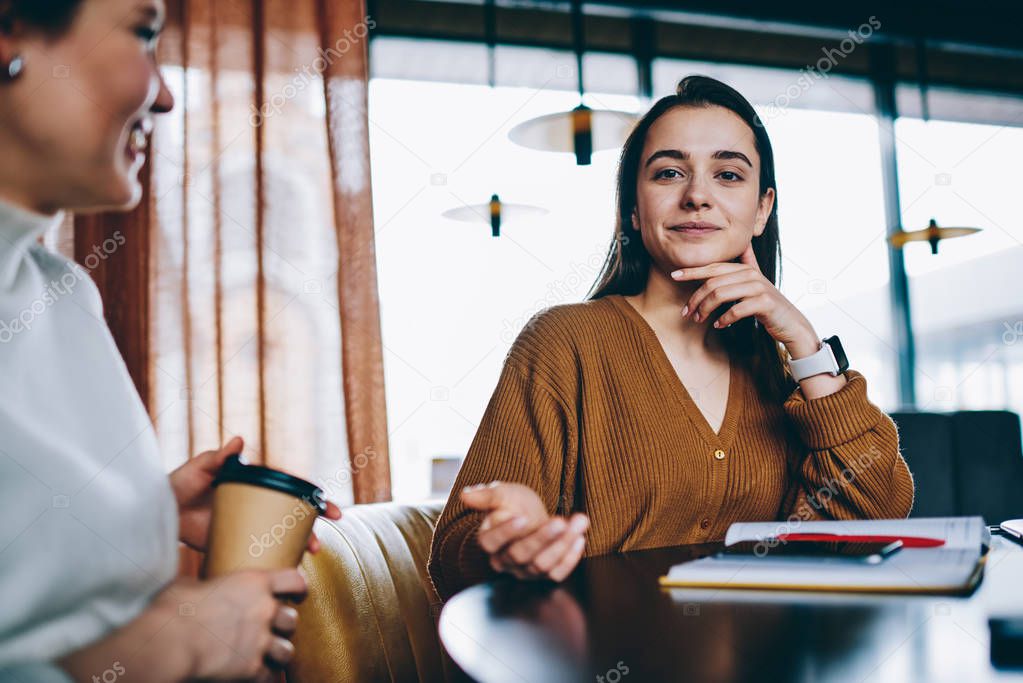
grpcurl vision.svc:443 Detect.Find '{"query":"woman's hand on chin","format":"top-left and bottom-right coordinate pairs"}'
top-left (461, 481), bottom-right (589, 582)
top-left (670, 243), bottom-right (819, 357)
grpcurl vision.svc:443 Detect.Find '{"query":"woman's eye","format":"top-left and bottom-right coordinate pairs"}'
top-left (655, 168), bottom-right (682, 180)
top-left (134, 27), bottom-right (159, 48)
top-left (718, 171), bottom-right (743, 182)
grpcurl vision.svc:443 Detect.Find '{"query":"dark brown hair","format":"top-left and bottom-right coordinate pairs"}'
top-left (0, 0), bottom-right (85, 37)
top-left (589, 74), bottom-right (794, 402)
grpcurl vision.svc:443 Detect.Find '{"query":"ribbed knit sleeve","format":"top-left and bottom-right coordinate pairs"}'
top-left (428, 311), bottom-right (579, 600)
top-left (782, 370), bottom-right (914, 521)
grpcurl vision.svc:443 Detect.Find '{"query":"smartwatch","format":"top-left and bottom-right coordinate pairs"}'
top-left (788, 335), bottom-right (849, 382)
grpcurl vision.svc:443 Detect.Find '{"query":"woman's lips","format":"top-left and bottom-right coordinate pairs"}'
top-left (669, 222), bottom-right (721, 235)
top-left (125, 121), bottom-right (150, 163)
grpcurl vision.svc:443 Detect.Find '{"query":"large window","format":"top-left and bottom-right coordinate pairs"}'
top-left (370, 38), bottom-right (639, 500)
top-left (894, 87), bottom-right (1023, 415)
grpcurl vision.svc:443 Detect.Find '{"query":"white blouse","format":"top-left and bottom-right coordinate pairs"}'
top-left (0, 200), bottom-right (178, 680)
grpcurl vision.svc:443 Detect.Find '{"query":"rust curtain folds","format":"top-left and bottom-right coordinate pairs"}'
top-left (74, 0), bottom-right (391, 522)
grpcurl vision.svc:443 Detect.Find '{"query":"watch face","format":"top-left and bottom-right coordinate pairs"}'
top-left (824, 335), bottom-right (849, 373)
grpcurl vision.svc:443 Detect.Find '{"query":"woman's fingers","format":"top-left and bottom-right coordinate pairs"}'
top-left (477, 515), bottom-right (529, 554)
top-left (692, 281), bottom-right (766, 324)
top-left (712, 296), bottom-right (766, 328)
top-left (268, 568), bottom-right (307, 601)
top-left (306, 501), bottom-right (342, 554)
top-left (479, 507), bottom-right (518, 532)
top-left (528, 515), bottom-right (589, 575)
top-left (460, 481), bottom-right (504, 511)
top-left (683, 270), bottom-right (757, 319)
top-left (671, 261), bottom-right (748, 282)
top-left (272, 605), bottom-right (299, 636)
top-left (487, 514), bottom-right (589, 581)
top-left (220, 435), bottom-right (243, 455)
top-left (501, 517), bottom-right (567, 567)
top-left (208, 435), bottom-right (243, 469)
top-left (265, 635), bottom-right (295, 667)
top-left (548, 535), bottom-right (587, 582)
top-left (323, 500), bottom-right (343, 520)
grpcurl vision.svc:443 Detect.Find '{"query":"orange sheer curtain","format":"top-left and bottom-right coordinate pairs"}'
top-left (138, 0), bottom-right (390, 556)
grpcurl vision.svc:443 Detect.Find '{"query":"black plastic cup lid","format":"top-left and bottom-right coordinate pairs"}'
top-left (213, 455), bottom-right (327, 514)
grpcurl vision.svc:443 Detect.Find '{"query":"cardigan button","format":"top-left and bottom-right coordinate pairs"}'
top-left (700, 518), bottom-right (711, 530)
top-left (713, 449), bottom-right (726, 460)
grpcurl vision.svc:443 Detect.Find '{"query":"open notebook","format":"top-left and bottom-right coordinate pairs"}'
top-left (659, 517), bottom-right (990, 595)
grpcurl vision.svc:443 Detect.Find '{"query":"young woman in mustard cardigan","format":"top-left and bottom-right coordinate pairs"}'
top-left (429, 75), bottom-right (914, 599)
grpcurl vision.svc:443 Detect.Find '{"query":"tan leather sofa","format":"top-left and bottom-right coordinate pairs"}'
top-left (286, 501), bottom-right (461, 682)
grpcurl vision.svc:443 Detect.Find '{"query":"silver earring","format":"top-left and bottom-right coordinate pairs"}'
top-left (7, 54), bottom-right (24, 80)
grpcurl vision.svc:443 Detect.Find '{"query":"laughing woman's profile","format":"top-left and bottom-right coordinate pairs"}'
top-left (0, 1), bottom-right (342, 680)
top-left (429, 74), bottom-right (914, 599)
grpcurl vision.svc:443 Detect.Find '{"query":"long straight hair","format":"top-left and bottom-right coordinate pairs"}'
top-left (589, 75), bottom-right (794, 402)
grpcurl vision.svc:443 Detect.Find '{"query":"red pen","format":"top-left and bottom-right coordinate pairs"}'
top-left (776, 532), bottom-right (945, 548)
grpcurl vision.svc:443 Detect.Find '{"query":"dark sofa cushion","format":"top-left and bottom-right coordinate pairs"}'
top-left (950, 411), bottom-right (1023, 522)
top-left (890, 412), bottom-right (957, 517)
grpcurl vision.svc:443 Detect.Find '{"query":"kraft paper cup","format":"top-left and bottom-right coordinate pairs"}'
top-left (203, 455), bottom-right (327, 578)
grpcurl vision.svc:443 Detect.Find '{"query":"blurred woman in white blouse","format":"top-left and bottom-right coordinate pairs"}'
top-left (0, 1), bottom-right (339, 681)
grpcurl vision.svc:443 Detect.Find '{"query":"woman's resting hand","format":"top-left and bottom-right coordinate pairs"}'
top-left (461, 481), bottom-right (589, 582)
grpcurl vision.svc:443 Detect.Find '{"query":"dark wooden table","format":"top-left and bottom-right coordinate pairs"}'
top-left (439, 537), bottom-right (1023, 683)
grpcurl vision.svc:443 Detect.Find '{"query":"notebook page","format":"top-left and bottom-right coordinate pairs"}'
top-left (723, 516), bottom-right (989, 551)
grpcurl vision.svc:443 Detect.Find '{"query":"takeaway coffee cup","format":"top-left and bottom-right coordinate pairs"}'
top-left (203, 455), bottom-right (327, 578)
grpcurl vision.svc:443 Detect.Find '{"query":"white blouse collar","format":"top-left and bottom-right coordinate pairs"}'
top-left (0, 199), bottom-right (64, 290)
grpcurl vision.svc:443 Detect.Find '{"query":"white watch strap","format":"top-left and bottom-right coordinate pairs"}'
top-left (788, 341), bottom-right (839, 382)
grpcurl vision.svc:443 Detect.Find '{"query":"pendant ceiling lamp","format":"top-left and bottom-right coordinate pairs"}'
top-left (887, 39), bottom-right (981, 254)
top-left (440, 0), bottom-right (546, 237)
top-left (508, 0), bottom-right (637, 165)
top-left (888, 218), bottom-right (980, 254)
top-left (442, 194), bottom-right (549, 237)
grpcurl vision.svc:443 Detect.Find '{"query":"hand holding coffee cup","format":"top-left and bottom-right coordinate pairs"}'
top-left (203, 455), bottom-right (331, 578)
top-left (153, 569), bottom-right (307, 679)
top-left (170, 436), bottom-right (342, 555)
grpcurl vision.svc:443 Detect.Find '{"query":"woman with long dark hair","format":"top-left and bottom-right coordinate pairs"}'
top-left (429, 75), bottom-right (913, 599)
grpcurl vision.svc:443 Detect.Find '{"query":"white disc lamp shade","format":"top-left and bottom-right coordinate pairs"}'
top-left (442, 194), bottom-right (548, 237)
top-left (508, 105), bottom-right (638, 165)
top-left (506, 0), bottom-right (637, 165)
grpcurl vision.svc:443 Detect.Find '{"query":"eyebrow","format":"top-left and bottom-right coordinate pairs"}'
top-left (644, 149), bottom-right (753, 169)
top-left (137, 4), bottom-right (163, 24)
